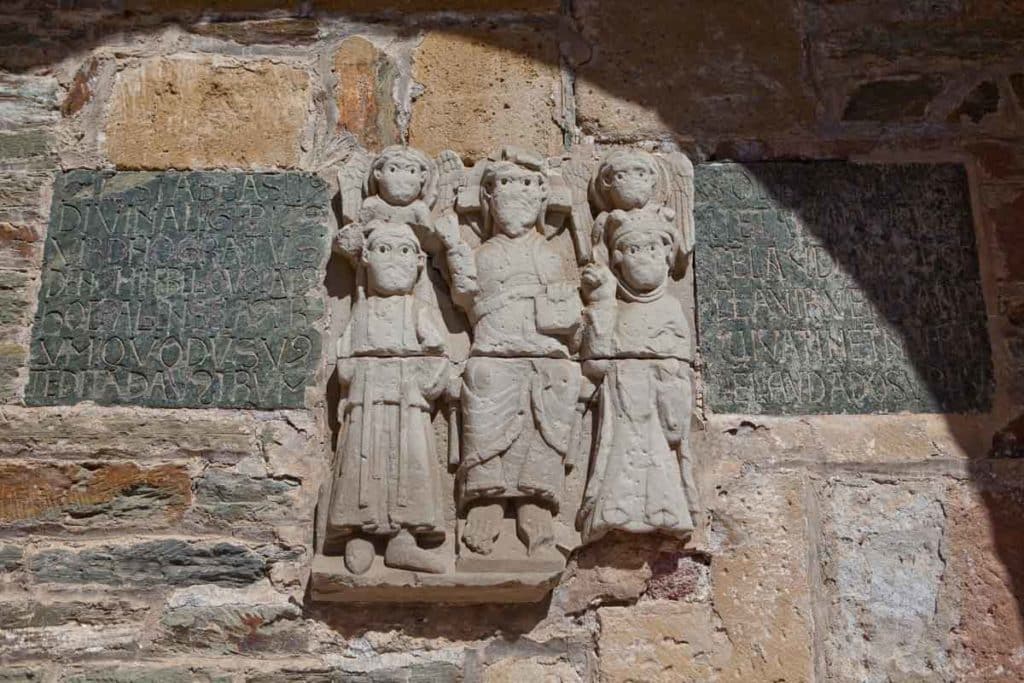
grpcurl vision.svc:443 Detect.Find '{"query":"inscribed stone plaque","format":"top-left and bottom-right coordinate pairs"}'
top-left (26, 171), bottom-right (329, 409)
top-left (695, 162), bottom-right (992, 415)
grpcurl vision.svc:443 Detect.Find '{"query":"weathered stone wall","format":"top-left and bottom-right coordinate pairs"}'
top-left (1, 1), bottom-right (1023, 681)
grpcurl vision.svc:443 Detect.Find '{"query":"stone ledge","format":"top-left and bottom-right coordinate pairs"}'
top-left (311, 553), bottom-right (558, 603)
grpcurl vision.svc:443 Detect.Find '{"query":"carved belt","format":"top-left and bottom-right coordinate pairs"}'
top-left (473, 283), bottom-right (547, 318)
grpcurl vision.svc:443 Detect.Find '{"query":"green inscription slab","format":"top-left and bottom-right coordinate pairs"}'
top-left (695, 162), bottom-right (992, 415)
top-left (26, 171), bottom-right (329, 409)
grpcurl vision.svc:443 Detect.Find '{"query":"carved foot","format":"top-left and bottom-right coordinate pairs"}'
top-left (516, 501), bottom-right (554, 556)
top-left (462, 501), bottom-right (504, 555)
top-left (384, 530), bottom-right (447, 574)
top-left (343, 537), bottom-right (375, 575)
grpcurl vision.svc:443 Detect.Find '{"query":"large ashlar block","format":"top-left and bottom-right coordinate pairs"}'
top-left (943, 471), bottom-right (1024, 681)
top-left (572, 0), bottom-right (815, 139)
top-left (818, 476), bottom-right (954, 681)
top-left (707, 471), bottom-right (816, 682)
top-left (597, 601), bottom-right (732, 682)
top-left (409, 28), bottom-right (564, 157)
top-left (105, 57), bottom-right (311, 169)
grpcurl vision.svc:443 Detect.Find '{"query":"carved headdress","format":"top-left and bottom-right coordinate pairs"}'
top-left (603, 208), bottom-right (677, 255)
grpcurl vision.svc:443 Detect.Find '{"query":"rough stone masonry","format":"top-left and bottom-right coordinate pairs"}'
top-left (1, 1), bottom-right (1024, 682)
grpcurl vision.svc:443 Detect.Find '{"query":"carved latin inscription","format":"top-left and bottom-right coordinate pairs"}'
top-left (695, 162), bottom-right (992, 415)
top-left (26, 171), bottom-right (329, 409)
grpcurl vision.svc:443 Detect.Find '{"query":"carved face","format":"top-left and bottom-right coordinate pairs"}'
top-left (374, 159), bottom-right (427, 206)
top-left (613, 231), bottom-right (671, 293)
top-left (484, 165), bottom-right (546, 238)
top-left (363, 232), bottom-right (423, 295)
top-left (603, 158), bottom-right (657, 210)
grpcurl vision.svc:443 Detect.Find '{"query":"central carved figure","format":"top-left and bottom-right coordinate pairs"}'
top-left (444, 150), bottom-right (582, 562)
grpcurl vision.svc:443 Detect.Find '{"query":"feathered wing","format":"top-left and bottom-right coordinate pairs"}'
top-left (338, 150), bottom-right (373, 226)
top-left (660, 152), bottom-right (695, 257)
top-left (433, 150), bottom-right (465, 218)
top-left (558, 148), bottom-right (599, 265)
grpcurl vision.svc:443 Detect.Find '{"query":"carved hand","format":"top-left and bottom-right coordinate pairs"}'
top-left (581, 263), bottom-right (617, 304)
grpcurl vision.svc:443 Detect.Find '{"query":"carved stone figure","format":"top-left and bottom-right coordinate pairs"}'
top-left (438, 148), bottom-right (582, 567)
top-left (327, 219), bottom-right (451, 575)
top-left (578, 150), bottom-right (699, 544)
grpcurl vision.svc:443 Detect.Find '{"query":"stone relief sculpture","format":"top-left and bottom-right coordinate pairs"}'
top-left (313, 145), bottom-right (700, 602)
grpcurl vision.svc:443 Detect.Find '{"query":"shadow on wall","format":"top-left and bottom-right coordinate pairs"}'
top-left (4, 0), bottom-right (1022, 637)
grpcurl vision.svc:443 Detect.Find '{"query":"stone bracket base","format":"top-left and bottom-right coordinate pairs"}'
top-left (310, 554), bottom-right (559, 603)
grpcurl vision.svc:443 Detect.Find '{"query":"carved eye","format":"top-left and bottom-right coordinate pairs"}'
top-left (616, 172), bottom-right (625, 181)
top-left (388, 165), bottom-right (396, 173)
top-left (629, 245), bottom-right (639, 255)
top-left (648, 244), bottom-right (657, 252)
top-left (378, 245), bottom-right (388, 254)
top-left (524, 179), bottom-right (531, 186)
top-left (401, 246), bottom-right (410, 255)
top-left (501, 178), bottom-right (509, 185)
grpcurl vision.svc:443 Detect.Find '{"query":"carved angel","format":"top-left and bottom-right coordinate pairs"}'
top-left (588, 149), bottom-right (695, 276)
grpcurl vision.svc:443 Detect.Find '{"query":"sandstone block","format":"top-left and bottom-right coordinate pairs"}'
top-left (27, 539), bottom-right (265, 587)
top-left (0, 462), bottom-right (191, 531)
top-left (944, 480), bottom-right (1024, 680)
top-left (409, 27), bottom-right (563, 158)
top-left (573, 0), bottom-right (815, 139)
top-left (483, 656), bottom-right (581, 682)
top-left (333, 36), bottom-right (400, 150)
top-left (708, 472), bottom-right (815, 681)
top-left (105, 57), bottom-right (311, 169)
top-left (597, 601), bottom-right (732, 682)
top-left (819, 477), bottom-right (953, 681)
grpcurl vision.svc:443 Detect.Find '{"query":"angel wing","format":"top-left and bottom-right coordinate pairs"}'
top-left (433, 150), bottom-right (465, 218)
top-left (557, 150), bottom-right (598, 265)
top-left (658, 152), bottom-right (695, 262)
top-left (337, 150), bottom-right (373, 226)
